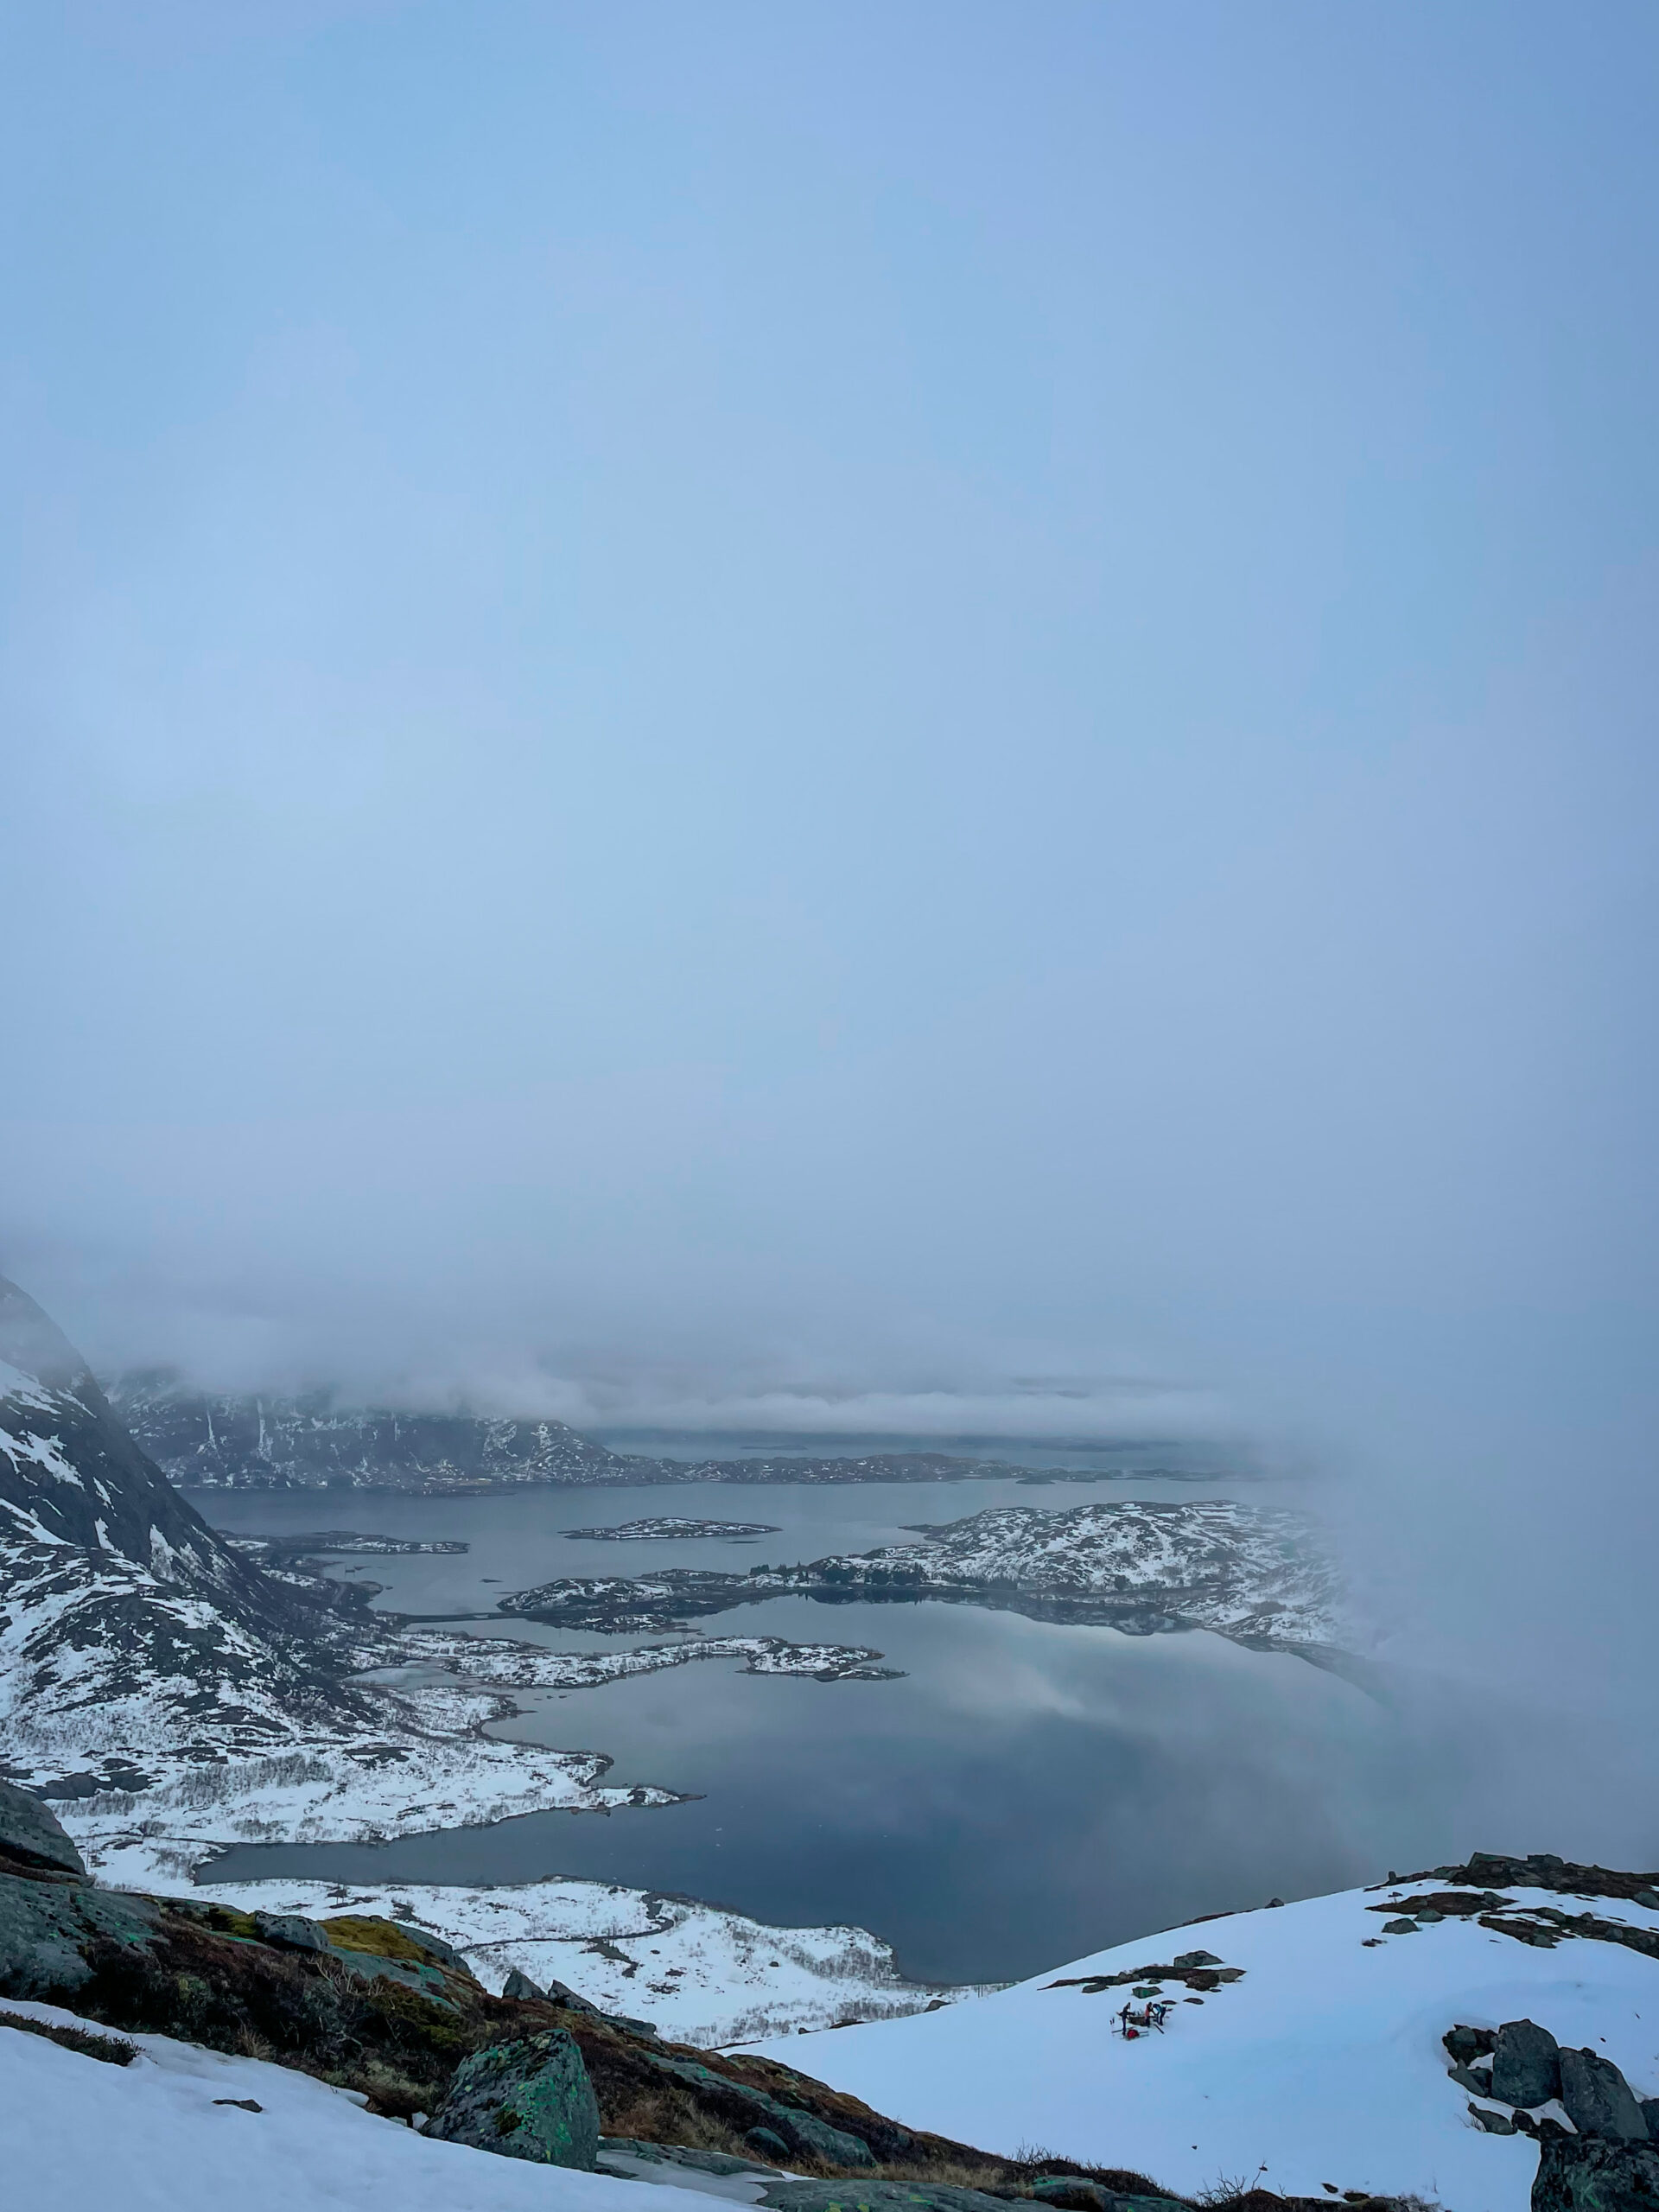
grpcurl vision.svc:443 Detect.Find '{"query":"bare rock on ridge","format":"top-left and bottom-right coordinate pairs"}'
top-left (0, 1781), bottom-right (86, 1878)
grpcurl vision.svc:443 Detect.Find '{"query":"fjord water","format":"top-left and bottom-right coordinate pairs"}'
top-left (201, 1474), bottom-right (1459, 1984)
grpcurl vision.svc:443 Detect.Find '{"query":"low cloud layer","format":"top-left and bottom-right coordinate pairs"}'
top-left (5, 5), bottom-right (1657, 1840)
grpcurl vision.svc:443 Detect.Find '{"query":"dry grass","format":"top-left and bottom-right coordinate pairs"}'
top-left (0, 2009), bottom-right (137, 2066)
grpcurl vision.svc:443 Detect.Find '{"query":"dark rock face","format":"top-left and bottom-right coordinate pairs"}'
top-left (1559, 2050), bottom-right (1650, 2142)
top-left (1493, 2019), bottom-right (1562, 2110)
top-left (426, 2030), bottom-right (601, 2170)
top-left (0, 1782), bottom-right (86, 1878)
top-left (502, 1967), bottom-right (547, 2000)
top-left (1533, 2135), bottom-right (1659, 2212)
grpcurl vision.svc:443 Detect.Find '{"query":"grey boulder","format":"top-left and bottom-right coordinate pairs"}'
top-left (0, 1783), bottom-right (86, 1879)
top-left (1493, 2019), bottom-right (1562, 2110)
top-left (1533, 2134), bottom-right (1659, 2212)
top-left (502, 1968), bottom-right (547, 2000)
top-left (251, 1913), bottom-right (328, 1952)
top-left (1560, 2050), bottom-right (1649, 2142)
top-left (425, 2030), bottom-right (601, 2169)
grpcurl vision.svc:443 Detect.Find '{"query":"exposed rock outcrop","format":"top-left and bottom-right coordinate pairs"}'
top-left (426, 2028), bottom-right (601, 2167)
top-left (1493, 2018), bottom-right (1562, 2110)
top-left (1559, 2048), bottom-right (1651, 2142)
top-left (0, 1777), bottom-right (86, 1877)
top-left (1533, 2134), bottom-right (1659, 2212)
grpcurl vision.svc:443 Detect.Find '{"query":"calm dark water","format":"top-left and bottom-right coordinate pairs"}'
top-left (200, 1478), bottom-right (1463, 1983)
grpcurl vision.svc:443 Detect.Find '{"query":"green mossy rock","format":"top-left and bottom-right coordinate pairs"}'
top-left (426, 2029), bottom-right (601, 2169)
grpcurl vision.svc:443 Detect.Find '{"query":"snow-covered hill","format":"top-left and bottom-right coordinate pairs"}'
top-left (750, 1860), bottom-right (1659, 2210)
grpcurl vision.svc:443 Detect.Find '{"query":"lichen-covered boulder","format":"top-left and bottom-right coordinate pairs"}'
top-left (426, 2030), bottom-right (601, 2169)
top-left (1493, 2019), bottom-right (1561, 2109)
top-left (251, 1913), bottom-right (328, 1952)
top-left (1560, 2049), bottom-right (1649, 2141)
top-left (1534, 2134), bottom-right (1659, 2212)
top-left (0, 1783), bottom-right (86, 1878)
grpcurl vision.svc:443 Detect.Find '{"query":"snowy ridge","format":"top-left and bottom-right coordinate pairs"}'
top-left (751, 1872), bottom-right (1659, 2209)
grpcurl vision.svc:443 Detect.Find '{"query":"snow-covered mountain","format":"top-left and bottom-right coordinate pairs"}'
top-left (752, 1853), bottom-right (1659, 2211)
top-left (109, 1373), bottom-right (639, 1491)
top-left (0, 1274), bottom-right (681, 1844)
top-left (0, 1276), bottom-right (372, 1801)
top-left (108, 1374), bottom-right (1122, 1493)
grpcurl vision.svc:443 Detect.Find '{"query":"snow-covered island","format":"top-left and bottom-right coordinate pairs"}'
top-left (563, 1519), bottom-right (784, 1541)
top-left (499, 1499), bottom-right (1342, 1653)
top-left (228, 1531), bottom-right (472, 1560)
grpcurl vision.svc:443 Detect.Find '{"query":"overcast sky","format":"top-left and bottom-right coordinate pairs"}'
top-left (4, 6), bottom-right (1657, 1718)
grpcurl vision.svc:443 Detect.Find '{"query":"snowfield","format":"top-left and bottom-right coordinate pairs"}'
top-left (0, 1999), bottom-right (724, 2212)
top-left (751, 1875), bottom-right (1659, 2209)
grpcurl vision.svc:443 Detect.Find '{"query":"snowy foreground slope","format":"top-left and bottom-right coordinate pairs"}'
top-left (753, 1874), bottom-right (1659, 2211)
top-left (0, 1999), bottom-right (722, 2212)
